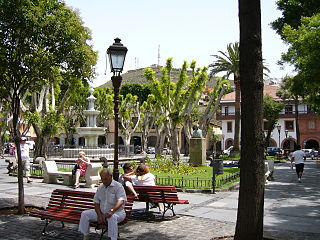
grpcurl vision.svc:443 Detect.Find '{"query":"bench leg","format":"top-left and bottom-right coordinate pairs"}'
top-left (42, 219), bottom-right (52, 235)
top-left (162, 203), bottom-right (175, 219)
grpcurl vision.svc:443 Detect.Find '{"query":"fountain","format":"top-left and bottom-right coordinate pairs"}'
top-left (62, 87), bottom-right (113, 159)
top-left (77, 87), bottom-right (105, 147)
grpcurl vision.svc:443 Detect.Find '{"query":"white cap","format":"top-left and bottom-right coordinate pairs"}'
top-left (21, 137), bottom-right (27, 141)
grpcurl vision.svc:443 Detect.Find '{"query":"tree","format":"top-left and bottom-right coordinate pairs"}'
top-left (145, 59), bottom-right (209, 163)
top-left (120, 82), bottom-right (152, 104)
top-left (119, 94), bottom-right (141, 155)
top-left (235, 0), bottom-right (265, 239)
top-left (271, 0), bottom-right (320, 39)
top-left (263, 95), bottom-right (284, 148)
top-left (140, 94), bottom-right (156, 152)
top-left (0, 0), bottom-right (96, 214)
top-left (209, 42), bottom-right (241, 152)
top-left (280, 14), bottom-right (320, 113)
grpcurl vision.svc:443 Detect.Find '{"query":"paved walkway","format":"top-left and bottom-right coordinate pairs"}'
top-left (0, 157), bottom-right (319, 239)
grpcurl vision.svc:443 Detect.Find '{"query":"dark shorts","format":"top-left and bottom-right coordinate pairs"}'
top-left (295, 163), bottom-right (304, 174)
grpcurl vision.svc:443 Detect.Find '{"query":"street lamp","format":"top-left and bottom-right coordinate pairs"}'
top-left (107, 38), bottom-right (128, 181)
top-left (284, 129), bottom-right (289, 156)
top-left (276, 124), bottom-right (281, 148)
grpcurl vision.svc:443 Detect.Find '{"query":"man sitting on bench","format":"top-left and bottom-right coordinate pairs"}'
top-left (78, 169), bottom-right (127, 240)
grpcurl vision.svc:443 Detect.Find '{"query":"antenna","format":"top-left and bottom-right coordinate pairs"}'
top-left (158, 44), bottom-right (160, 66)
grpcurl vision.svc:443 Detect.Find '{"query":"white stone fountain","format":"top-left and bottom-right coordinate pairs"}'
top-left (62, 87), bottom-right (113, 159)
top-left (77, 87), bottom-right (105, 147)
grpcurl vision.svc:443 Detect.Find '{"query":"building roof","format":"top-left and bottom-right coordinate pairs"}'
top-left (221, 84), bottom-right (279, 102)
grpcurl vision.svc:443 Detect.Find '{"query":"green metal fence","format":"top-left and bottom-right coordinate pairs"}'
top-left (156, 171), bottom-right (240, 189)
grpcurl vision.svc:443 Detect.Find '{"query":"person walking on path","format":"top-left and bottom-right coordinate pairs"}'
top-left (78, 169), bottom-right (127, 240)
top-left (18, 137), bottom-right (32, 183)
top-left (291, 145), bottom-right (306, 183)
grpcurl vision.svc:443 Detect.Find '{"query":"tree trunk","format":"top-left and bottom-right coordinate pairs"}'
top-left (234, 76), bottom-right (241, 152)
top-left (170, 127), bottom-right (180, 164)
top-left (33, 124), bottom-right (48, 158)
top-left (235, 1), bottom-right (265, 239)
top-left (12, 94), bottom-right (25, 214)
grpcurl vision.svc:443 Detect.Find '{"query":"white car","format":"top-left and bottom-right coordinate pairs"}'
top-left (302, 149), bottom-right (318, 159)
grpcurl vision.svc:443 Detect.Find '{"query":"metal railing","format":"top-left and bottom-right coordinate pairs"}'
top-left (47, 145), bottom-right (135, 158)
top-left (156, 171), bottom-right (240, 189)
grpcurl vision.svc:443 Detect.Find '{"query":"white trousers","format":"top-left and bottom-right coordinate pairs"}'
top-left (78, 209), bottom-right (126, 239)
top-left (22, 160), bottom-right (31, 177)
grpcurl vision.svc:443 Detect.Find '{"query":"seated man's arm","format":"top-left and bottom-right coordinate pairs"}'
top-left (94, 203), bottom-right (104, 225)
top-left (105, 200), bottom-right (125, 219)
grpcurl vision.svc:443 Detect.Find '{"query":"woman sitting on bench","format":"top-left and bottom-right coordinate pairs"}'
top-left (74, 151), bottom-right (90, 189)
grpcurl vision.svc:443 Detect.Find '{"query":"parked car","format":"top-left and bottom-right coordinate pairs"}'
top-left (266, 147), bottom-right (281, 156)
top-left (146, 146), bottom-right (155, 154)
top-left (223, 146), bottom-right (234, 156)
top-left (302, 149), bottom-right (318, 159)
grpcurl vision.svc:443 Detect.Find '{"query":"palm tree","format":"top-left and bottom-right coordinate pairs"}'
top-left (209, 42), bottom-right (240, 152)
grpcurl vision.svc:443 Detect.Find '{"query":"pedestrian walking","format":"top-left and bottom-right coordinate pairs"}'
top-left (19, 137), bottom-right (32, 183)
top-left (291, 145), bottom-right (306, 183)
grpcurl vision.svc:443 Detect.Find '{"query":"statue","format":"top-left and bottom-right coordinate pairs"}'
top-left (192, 124), bottom-right (203, 138)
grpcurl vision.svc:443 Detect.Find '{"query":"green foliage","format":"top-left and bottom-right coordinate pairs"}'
top-left (209, 42), bottom-right (240, 79)
top-left (120, 83), bottom-right (152, 104)
top-left (146, 155), bottom-right (206, 175)
top-left (263, 95), bottom-right (284, 132)
top-left (281, 14), bottom-right (320, 112)
top-left (271, 0), bottom-right (320, 39)
top-left (94, 87), bottom-right (114, 125)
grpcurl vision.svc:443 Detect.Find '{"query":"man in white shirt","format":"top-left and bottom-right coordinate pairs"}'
top-left (78, 169), bottom-right (127, 240)
top-left (291, 145), bottom-right (306, 183)
top-left (20, 137), bottom-right (32, 183)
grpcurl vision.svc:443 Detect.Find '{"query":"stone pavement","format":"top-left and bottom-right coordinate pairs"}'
top-left (0, 156), bottom-right (319, 240)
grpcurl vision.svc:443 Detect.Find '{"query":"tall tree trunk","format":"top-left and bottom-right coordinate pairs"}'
top-left (235, 0), bottom-right (265, 239)
top-left (12, 94), bottom-right (25, 214)
top-left (170, 126), bottom-right (180, 164)
top-left (234, 76), bottom-right (241, 152)
top-left (294, 97), bottom-right (300, 145)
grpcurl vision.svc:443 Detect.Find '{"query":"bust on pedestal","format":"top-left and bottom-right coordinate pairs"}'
top-left (189, 124), bottom-right (206, 166)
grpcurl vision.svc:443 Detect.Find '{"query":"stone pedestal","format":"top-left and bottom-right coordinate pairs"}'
top-left (189, 138), bottom-right (206, 166)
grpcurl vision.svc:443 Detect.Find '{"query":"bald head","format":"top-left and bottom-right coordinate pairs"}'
top-left (100, 169), bottom-right (113, 187)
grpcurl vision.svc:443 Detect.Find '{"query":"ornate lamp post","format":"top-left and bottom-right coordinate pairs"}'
top-left (107, 38), bottom-right (128, 181)
top-left (276, 124), bottom-right (281, 148)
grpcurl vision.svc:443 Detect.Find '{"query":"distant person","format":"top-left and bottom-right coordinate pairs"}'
top-left (291, 145), bottom-right (306, 183)
top-left (127, 164), bottom-right (161, 210)
top-left (78, 169), bottom-right (127, 240)
top-left (118, 163), bottom-right (138, 198)
top-left (131, 164), bottom-right (156, 186)
top-left (74, 151), bottom-right (90, 188)
top-left (19, 137), bottom-right (32, 183)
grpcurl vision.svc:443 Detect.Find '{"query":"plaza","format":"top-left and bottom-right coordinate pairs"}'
top-left (0, 157), bottom-right (319, 240)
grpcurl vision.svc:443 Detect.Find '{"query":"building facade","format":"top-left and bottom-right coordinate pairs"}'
top-left (217, 85), bottom-right (320, 151)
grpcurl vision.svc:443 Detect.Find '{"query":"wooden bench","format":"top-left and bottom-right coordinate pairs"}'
top-left (133, 185), bottom-right (189, 219)
top-left (29, 189), bottom-right (135, 238)
top-left (43, 161), bottom-right (102, 187)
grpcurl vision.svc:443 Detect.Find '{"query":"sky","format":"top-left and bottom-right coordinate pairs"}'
top-left (64, 0), bottom-right (294, 87)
